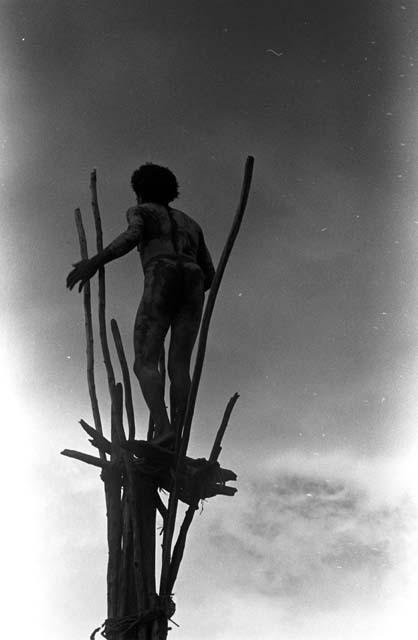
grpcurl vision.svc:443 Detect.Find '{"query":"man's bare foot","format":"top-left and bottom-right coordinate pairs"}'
top-left (152, 431), bottom-right (176, 448)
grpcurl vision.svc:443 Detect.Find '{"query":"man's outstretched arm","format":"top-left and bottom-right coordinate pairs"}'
top-left (66, 206), bottom-right (143, 292)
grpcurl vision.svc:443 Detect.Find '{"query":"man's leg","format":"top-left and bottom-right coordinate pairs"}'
top-left (133, 261), bottom-right (177, 445)
top-left (168, 264), bottom-right (204, 436)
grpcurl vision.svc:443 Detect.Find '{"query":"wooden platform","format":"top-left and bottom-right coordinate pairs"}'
top-left (121, 439), bottom-right (237, 505)
top-left (121, 439), bottom-right (175, 465)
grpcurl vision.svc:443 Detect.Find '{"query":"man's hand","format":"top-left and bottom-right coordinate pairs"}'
top-left (66, 257), bottom-right (100, 292)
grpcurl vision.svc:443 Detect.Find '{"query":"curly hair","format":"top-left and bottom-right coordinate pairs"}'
top-left (130, 163), bottom-right (179, 205)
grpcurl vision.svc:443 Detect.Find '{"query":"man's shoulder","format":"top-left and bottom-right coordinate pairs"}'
top-left (170, 208), bottom-right (201, 232)
top-left (126, 205), bottom-right (143, 220)
top-left (126, 203), bottom-right (163, 222)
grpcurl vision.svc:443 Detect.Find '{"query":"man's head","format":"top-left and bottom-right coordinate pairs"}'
top-left (131, 163), bottom-right (179, 205)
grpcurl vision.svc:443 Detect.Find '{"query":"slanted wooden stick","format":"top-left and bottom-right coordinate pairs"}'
top-left (61, 449), bottom-right (108, 469)
top-left (107, 383), bottom-right (124, 620)
top-left (79, 419), bottom-right (112, 455)
top-left (179, 156), bottom-right (254, 459)
top-left (155, 493), bottom-right (168, 520)
top-left (111, 318), bottom-right (136, 440)
top-left (167, 392), bottom-right (240, 594)
top-left (117, 488), bottom-right (136, 622)
top-left (147, 346), bottom-right (166, 442)
top-left (160, 156), bottom-right (254, 596)
top-left (74, 208), bottom-right (105, 459)
top-left (147, 415), bottom-right (155, 443)
top-left (90, 169), bottom-right (116, 393)
top-left (166, 505), bottom-right (194, 596)
top-left (209, 392), bottom-right (240, 463)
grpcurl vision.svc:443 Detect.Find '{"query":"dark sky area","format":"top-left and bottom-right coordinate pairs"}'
top-left (1, 2), bottom-right (418, 638)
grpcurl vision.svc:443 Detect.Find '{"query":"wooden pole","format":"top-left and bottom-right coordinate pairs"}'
top-left (160, 155), bottom-right (254, 597)
top-left (79, 419), bottom-right (112, 455)
top-left (209, 393), bottom-right (240, 463)
top-left (111, 318), bottom-right (136, 440)
top-left (89, 173), bottom-right (126, 626)
top-left (90, 169), bottom-right (116, 392)
top-left (118, 487), bottom-right (136, 621)
top-left (106, 383), bottom-right (123, 620)
top-left (147, 346), bottom-right (166, 442)
top-left (179, 156), bottom-right (254, 458)
top-left (167, 393), bottom-right (240, 595)
top-left (74, 208), bottom-right (105, 452)
top-left (61, 449), bottom-right (108, 469)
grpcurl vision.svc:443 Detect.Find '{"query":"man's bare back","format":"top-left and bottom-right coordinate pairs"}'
top-left (67, 164), bottom-right (215, 447)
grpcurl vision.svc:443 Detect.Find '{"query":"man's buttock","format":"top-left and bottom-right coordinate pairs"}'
top-left (142, 257), bottom-right (204, 315)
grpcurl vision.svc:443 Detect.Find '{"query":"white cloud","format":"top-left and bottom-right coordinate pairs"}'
top-left (175, 449), bottom-right (418, 640)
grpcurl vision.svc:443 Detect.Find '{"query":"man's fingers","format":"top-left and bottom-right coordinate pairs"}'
top-left (67, 267), bottom-right (81, 291)
top-left (67, 260), bottom-right (93, 293)
top-left (66, 275), bottom-right (74, 289)
top-left (66, 273), bottom-right (77, 289)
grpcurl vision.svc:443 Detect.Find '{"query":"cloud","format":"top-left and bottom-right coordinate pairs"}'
top-left (176, 449), bottom-right (417, 639)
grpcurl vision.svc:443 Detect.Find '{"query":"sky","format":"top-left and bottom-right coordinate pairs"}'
top-left (1, 1), bottom-right (418, 638)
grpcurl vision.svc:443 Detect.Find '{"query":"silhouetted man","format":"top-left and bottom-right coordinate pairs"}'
top-left (67, 163), bottom-right (215, 447)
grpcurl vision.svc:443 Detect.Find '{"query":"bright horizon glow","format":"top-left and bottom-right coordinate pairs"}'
top-left (0, 334), bottom-right (46, 635)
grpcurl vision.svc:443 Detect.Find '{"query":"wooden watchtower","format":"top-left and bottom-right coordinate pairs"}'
top-left (62, 156), bottom-right (254, 639)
